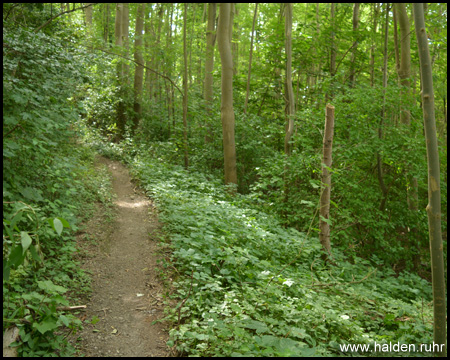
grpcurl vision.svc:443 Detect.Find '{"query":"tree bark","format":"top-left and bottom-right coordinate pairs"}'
top-left (284, 3), bottom-right (295, 156)
top-left (121, 3), bottom-right (130, 84)
top-left (377, 3), bottom-right (389, 211)
top-left (413, 4), bottom-right (446, 355)
top-left (133, 3), bottom-right (145, 132)
top-left (204, 3), bottom-right (216, 143)
top-left (395, 3), bottom-right (411, 126)
top-left (319, 104), bottom-right (335, 256)
top-left (183, 3), bottom-right (189, 169)
top-left (349, 3), bottom-right (360, 87)
top-left (114, 3), bottom-right (125, 139)
top-left (244, 3), bottom-right (257, 115)
top-left (217, 3), bottom-right (238, 191)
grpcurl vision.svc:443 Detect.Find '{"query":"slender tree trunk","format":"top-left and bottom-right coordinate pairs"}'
top-left (369, 3), bottom-right (379, 87)
top-left (121, 3), bottom-right (130, 84)
top-left (319, 104), bottom-right (335, 256)
top-left (84, 3), bottom-right (93, 36)
top-left (144, 6), bottom-right (153, 98)
top-left (133, 3), bottom-right (145, 132)
top-left (377, 3), bottom-right (389, 211)
top-left (327, 3), bottom-right (336, 102)
top-left (244, 3), bottom-right (258, 115)
top-left (204, 3), bottom-right (216, 143)
top-left (284, 3), bottom-right (295, 156)
top-left (349, 3), bottom-right (360, 87)
top-left (114, 3), bottom-right (125, 139)
top-left (183, 3), bottom-right (189, 169)
top-left (217, 3), bottom-right (238, 191)
top-left (417, 0), bottom-right (447, 350)
top-left (395, 3), bottom-right (418, 214)
top-left (395, 3), bottom-right (411, 126)
top-left (413, 5), bottom-right (446, 355)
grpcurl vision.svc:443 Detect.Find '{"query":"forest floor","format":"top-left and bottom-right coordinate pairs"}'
top-left (72, 155), bottom-right (171, 357)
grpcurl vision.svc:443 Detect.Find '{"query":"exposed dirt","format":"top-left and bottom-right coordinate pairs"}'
top-left (74, 155), bottom-right (171, 357)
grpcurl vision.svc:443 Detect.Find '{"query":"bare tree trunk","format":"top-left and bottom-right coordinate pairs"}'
top-left (244, 3), bottom-right (257, 115)
top-left (114, 3), bottom-right (125, 139)
top-left (204, 3), bottom-right (216, 143)
top-left (377, 3), bottom-right (389, 211)
top-left (349, 3), bottom-right (360, 87)
top-left (413, 5), bottom-right (446, 355)
top-left (284, 3), bottom-right (295, 156)
top-left (327, 3), bottom-right (336, 102)
top-left (121, 3), bottom-right (130, 84)
top-left (369, 3), bottom-right (379, 87)
top-left (413, 4), bottom-right (447, 355)
top-left (217, 3), bottom-right (238, 191)
top-left (319, 104), bottom-right (335, 256)
top-left (395, 3), bottom-right (411, 126)
top-left (183, 3), bottom-right (189, 169)
top-left (133, 3), bottom-right (145, 132)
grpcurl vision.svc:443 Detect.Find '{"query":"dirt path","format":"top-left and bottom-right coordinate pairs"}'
top-left (75, 156), bottom-right (170, 357)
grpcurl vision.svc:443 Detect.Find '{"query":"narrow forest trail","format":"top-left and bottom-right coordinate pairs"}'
top-left (75, 156), bottom-right (170, 357)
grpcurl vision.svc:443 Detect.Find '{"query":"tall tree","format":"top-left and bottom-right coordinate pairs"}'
top-left (319, 104), bottom-right (335, 256)
top-left (327, 3), bottom-right (336, 102)
top-left (284, 3), bottom-right (295, 156)
top-left (349, 3), bottom-right (360, 87)
top-left (133, 3), bottom-right (145, 131)
top-left (183, 3), bottom-right (189, 169)
top-left (121, 3), bottom-right (130, 84)
top-left (395, 3), bottom-right (412, 126)
top-left (395, 5), bottom-right (419, 267)
top-left (217, 3), bottom-right (238, 191)
top-left (244, 3), bottom-right (258, 115)
top-left (204, 3), bottom-right (217, 143)
top-left (413, 4), bottom-right (446, 355)
top-left (377, 3), bottom-right (390, 212)
top-left (114, 3), bottom-right (125, 138)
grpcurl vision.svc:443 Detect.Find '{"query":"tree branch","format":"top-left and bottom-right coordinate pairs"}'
top-left (34, 3), bottom-right (99, 33)
top-left (92, 47), bottom-right (183, 96)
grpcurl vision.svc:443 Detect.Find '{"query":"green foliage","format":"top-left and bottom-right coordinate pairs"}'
top-left (2, 19), bottom-right (117, 356)
top-left (125, 146), bottom-right (434, 357)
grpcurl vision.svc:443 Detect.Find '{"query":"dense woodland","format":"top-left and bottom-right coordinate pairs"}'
top-left (3, 3), bottom-right (447, 357)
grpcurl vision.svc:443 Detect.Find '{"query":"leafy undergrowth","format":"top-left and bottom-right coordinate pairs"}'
top-left (3, 145), bottom-right (115, 356)
top-left (119, 144), bottom-right (435, 357)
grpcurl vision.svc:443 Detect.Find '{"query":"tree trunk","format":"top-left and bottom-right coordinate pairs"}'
top-left (244, 3), bottom-right (257, 115)
top-left (377, 3), bottom-right (389, 211)
top-left (284, 3), bottom-right (295, 156)
top-left (349, 3), bottom-right (360, 87)
top-left (204, 3), bottom-right (216, 143)
top-left (183, 3), bottom-right (189, 169)
top-left (413, 4), bottom-right (446, 355)
top-left (319, 104), bottom-right (335, 256)
top-left (395, 5), bottom-right (419, 268)
top-left (395, 3), bottom-right (411, 126)
top-left (369, 3), bottom-right (379, 87)
top-left (133, 3), bottom-right (145, 132)
top-left (217, 3), bottom-right (238, 191)
top-left (121, 3), bottom-right (130, 84)
top-left (114, 3), bottom-right (125, 139)
top-left (327, 3), bottom-right (336, 102)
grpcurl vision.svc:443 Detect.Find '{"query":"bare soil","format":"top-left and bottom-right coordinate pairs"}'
top-left (73, 155), bottom-right (171, 357)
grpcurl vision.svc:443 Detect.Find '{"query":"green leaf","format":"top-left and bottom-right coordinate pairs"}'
top-left (33, 318), bottom-right (59, 334)
top-left (8, 244), bottom-right (26, 268)
top-left (37, 280), bottom-right (67, 294)
top-left (53, 218), bottom-right (63, 235)
top-left (21, 231), bottom-right (32, 254)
